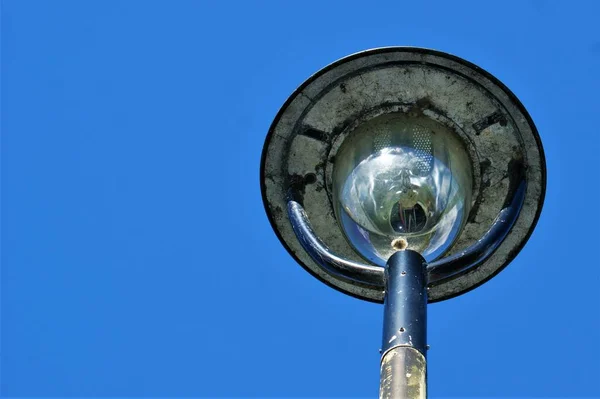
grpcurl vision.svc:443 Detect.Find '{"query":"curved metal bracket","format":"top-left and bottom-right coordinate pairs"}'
top-left (287, 175), bottom-right (526, 289)
top-left (287, 200), bottom-right (385, 288)
top-left (427, 179), bottom-right (525, 285)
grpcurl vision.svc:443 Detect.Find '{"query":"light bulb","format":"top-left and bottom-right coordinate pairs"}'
top-left (332, 113), bottom-right (472, 265)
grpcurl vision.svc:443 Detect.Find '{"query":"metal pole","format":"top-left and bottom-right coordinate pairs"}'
top-left (379, 250), bottom-right (428, 399)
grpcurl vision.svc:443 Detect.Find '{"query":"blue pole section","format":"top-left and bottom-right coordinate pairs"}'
top-left (379, 250), bottom-right (428, 399)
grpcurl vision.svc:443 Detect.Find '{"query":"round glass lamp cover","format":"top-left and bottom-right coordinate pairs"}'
top-left (332, 113), bottom-right (473, 265)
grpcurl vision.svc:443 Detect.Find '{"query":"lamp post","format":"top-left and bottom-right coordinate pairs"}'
top-left (260, 47), bottom-right (546, 398)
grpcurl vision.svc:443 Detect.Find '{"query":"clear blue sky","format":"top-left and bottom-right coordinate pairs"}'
top-left (2, 0), bottom-right (599, 397)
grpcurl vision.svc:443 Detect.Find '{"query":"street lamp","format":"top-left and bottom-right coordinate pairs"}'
top-left (260, 47), bottom-right (546, 398)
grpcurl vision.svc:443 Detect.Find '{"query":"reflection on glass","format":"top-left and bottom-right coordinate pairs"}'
top-left (332, 113), bottom-right (472, 265)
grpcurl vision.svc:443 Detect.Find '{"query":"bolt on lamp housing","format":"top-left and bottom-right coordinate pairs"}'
top-left (261, 47), bottom-right (545, 303)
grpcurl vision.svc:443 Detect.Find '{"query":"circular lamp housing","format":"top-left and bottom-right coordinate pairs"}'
top-left (261, 47), bottom-right (546, 303)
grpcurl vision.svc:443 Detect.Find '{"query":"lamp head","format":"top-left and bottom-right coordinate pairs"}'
top-left (260, 47), bottom-right (546, 302)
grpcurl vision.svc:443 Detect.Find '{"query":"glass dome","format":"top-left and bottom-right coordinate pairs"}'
top-left (332, 113), bottom-right (473, 265)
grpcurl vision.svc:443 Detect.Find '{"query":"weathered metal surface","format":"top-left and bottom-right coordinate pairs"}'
top-left (261, 47), bottom-right (546, 302)
top-left (381, 251), bottom-right (427, 358)
top-left (380, 347), bottom-right (427, 399)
